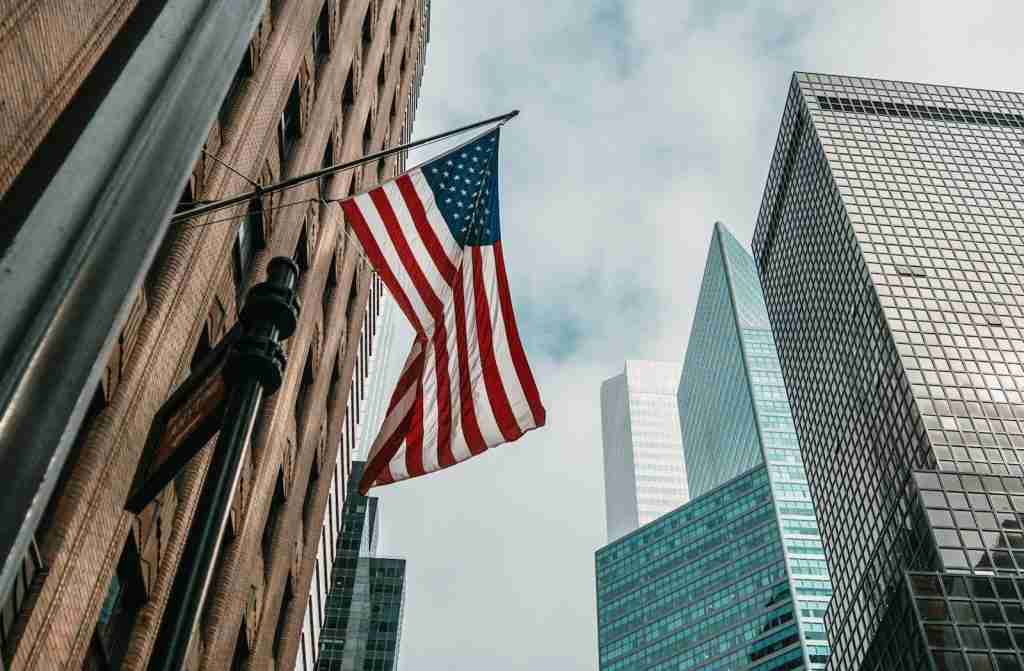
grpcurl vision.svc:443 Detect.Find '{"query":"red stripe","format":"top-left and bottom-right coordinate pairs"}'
top-left (471, 247), bottom-right (521, 442)
top-left (359, 406), bottom-right (413, 494)
top-left (369, 188), bottom-right (444, 330)
top-left (405, 374), bottom-right (425, 477)
top-left (492, 241), bottom-right (546, 427)
top-left (383, 339), bottom-right (423, 416)
top-left (397, 175), bottom-right (458, 285)
top-left (432, 326), bottom-right (456, 468)
top-left (360, 341), bottom-right (425, 494)
top-left (368, 187), bottom-right (455, 470)
top-left (451, 266), bottom-right (487, 455)
top-left (341, 200), bottom-right (424, 333)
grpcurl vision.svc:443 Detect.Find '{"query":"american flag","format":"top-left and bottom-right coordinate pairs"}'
top-left (340, 128), bottom-right (546, 493)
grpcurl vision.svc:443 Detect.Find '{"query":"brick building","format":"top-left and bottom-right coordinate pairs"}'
top-left (0, 1), bottom-right (428, 669)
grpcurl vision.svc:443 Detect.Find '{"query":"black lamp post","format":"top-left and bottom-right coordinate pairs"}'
top-left (147, 256), bottom-right (300, 671)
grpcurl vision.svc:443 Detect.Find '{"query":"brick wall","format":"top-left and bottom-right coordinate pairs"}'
top-left (0, 0), bottom-right (138, 198)
top-left (2, 0), bottom-right (427, 669)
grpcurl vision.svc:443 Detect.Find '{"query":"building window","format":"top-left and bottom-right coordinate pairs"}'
top-left (341, 69), bottom-right (355, 116)
top-left (262, 471), bottom-right (287, 578)
top-left (0, 538), bottom-right (44, 665)
top-left (88, 537), bottom-right (146, 669)
top-left (230, 623), bottom-right (249, 671)
top-left (293, 224), bottom-right (309, 274)
top-left (272, 575), bottom-right (294, 661)
top-left (233, 199), bottom-right (263, 301)
top-left (313, 2), bottom-right (330, 78)
top-left (361, 8), bottom-right (372, 47)
top-left (295, 355), bottom-right (315, 434)
top-left (279, 79), bottom-right (302, 169)
top-left (189, 325), bottom-right (212, 375)
top-left (218, 50), bottom-right (252, 132)
top-left (322, 253), bottom-right (338, 323)
top-left (319, 137), bottom-right (334, 198)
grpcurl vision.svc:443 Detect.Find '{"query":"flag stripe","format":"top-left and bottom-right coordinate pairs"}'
top-left (397, 174), bottom-right (459, 284)
top-left (360, 341), bottom-right (423, 494)
top-left (404, 373), bottom-right (426, 477)
top-left (475, 246), bottom-right (533, 434)
top-left (431, 324), bottom-right (456, 468)
top-left (367, 189), bottom-right (440, 328)
top-left (492, 241), bottom-right (546, 427)
top-left (342, 200), bottom-right (424, 334)
top-left (459, 253), bottom-right (504, 447)
top-left (451, 264), bottom-right (488, 455)
top-left (471, 246), bottom-right (521, 442)
top-left (383, 180), bottom-right (454, 310)
top-left (352, 194), bottom-right (433, 328)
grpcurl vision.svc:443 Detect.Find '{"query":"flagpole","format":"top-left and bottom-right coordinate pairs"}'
top-left (171, 110), bottom-right (519, 224)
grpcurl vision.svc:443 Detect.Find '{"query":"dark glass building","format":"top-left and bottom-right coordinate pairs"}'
top-left (753, 73), bottom-right (1024, 670)
top-left (316, 463), bottom-right (406, 671)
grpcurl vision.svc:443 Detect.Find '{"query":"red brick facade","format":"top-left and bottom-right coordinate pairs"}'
top-left (0, 1), bottom-right (427, 669)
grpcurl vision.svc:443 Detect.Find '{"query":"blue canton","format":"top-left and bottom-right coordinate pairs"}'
top-left (422, 128), bottom-right (501, 247)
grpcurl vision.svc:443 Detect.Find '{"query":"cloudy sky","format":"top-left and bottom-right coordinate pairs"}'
top-left (369, 2), bottom-right (1024, 669)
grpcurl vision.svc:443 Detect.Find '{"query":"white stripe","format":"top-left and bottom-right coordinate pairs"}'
top-left (409, 168), bottom-right (462, 266)
top-left (353, 192), bottom-right (434, 330)
top-left (417, 337), bottom-right (441, 473)
top-left (461, 251), bottom-right (504, 446)
top-left (382, 180), bottom-right (456, 323)
top-left (365, 341), bottom-right (421, 467)
top-left (443, 291), bottom-right (473, 464)
top-left (478, 247), bottom-right (533, 432)
top-left (387, 437), bottom-right (411, 482)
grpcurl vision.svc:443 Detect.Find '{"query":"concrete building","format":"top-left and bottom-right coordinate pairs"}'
top-left (601, 360), bottom-right (689, 542)
top-left (0, 1), bottom-right (428, 670)
top-left (753, 73), bottom-right (1024, 670)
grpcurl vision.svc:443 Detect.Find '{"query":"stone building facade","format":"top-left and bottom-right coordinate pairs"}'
top-left (0, 1), bottom-right (428, 669)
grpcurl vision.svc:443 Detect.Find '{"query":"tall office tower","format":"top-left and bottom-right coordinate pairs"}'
top-left (753, 73), bottom-right (1024, 670)
top-left (595, 225), bottom-right (831, 671)
top-left (681, 222), bottom-right (831, 669)
top-left (601, 360), bottom-right (689, 541)
top-left (312, 463), bottom-right (406, 671)
top-left (0, 2), bottom-right (428, 670)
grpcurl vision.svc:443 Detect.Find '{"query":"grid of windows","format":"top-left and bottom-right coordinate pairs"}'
top-left (908, 571), bottom-right (1024, 670)
top-left (678, 224), bottom-right (832, 669)
top-left (314, 463), bottom-right (405, 671)
top-left (596, 467), bottom-right (805, 671)
top-left (752, 72), bottom-right (1024, 671)
top-left (679, 232), bottom-right (762, 496)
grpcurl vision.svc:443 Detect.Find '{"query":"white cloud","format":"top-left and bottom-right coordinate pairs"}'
top-left (379, 2), bottom-right (1024, 669)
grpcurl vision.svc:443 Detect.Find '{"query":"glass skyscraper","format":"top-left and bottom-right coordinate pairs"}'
top-left (597, 466), bottom-right (804, 671)
top-left (315, 462), bottom-right (406, 671)
top-left (602, 360), bottom-right (690, 541)
top-left (595, 225), bottom-right (831, 670)
top-left (753, 73), bottom-right (1024, 670)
